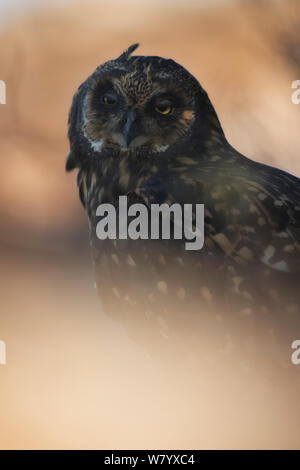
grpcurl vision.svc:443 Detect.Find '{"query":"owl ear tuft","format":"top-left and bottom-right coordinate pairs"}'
top-left (118, 43), bottom-right (140, 61)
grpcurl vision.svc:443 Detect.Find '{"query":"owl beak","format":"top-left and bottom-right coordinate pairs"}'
top-left (122, 110), bottom-right (139, 149)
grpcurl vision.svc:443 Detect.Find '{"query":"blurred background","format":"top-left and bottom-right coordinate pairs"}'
top-left (0, 0), bottom-right (299, 450)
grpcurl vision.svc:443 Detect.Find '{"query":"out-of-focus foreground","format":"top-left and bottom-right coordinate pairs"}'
top-left (0, 0), bottom-right (300, 449)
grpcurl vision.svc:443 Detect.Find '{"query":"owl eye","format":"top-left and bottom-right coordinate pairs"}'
top-left (102, 93), bottom-right (117, 105)
top-left (155, 104), bottom-right (172, 115)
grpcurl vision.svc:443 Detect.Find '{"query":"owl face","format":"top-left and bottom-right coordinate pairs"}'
top-left (67, 44), bottom-right (223, 171)
top-left (83, 54), bottom-right (197, 155)
top-left (84, 72), bottom-right (195, 153)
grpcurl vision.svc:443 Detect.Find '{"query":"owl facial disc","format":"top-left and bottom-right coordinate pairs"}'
top-left (79, 46), bottom-right (199, 155)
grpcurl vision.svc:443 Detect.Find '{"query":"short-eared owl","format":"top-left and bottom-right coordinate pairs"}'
top-left (66, 44), bottom-right (300, 359)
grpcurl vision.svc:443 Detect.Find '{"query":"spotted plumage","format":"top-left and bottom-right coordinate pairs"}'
top-left (66, 44), bottom-right (300, 364)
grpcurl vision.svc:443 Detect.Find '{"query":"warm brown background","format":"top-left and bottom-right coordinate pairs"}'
top-left (0, 0), bottom-right (300, 449)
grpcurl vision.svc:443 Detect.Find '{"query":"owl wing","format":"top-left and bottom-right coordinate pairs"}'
top-left (135, 159), bottom-right (300, 318)
top-left (137, 161), bottom-right (300, 273)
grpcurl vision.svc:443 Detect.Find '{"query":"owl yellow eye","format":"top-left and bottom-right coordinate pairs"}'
top-left (155, 105), bottom-right (172, 115)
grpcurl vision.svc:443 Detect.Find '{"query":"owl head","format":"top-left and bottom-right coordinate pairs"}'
top-left (66, 44), bottom-right (223, 171)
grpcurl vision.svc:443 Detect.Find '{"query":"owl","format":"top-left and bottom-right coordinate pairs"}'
top-left (66, 44), bottom-right (300, 367)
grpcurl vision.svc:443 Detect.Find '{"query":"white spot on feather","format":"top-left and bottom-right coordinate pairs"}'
top-left (261, 245), bottom-right (290, 272)
top-left (153, 143), bottom-right (169, 153)
top-left (271, 260), bottom-right (289, 272)
top-left (90, 139), bottom-right (103, 152)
